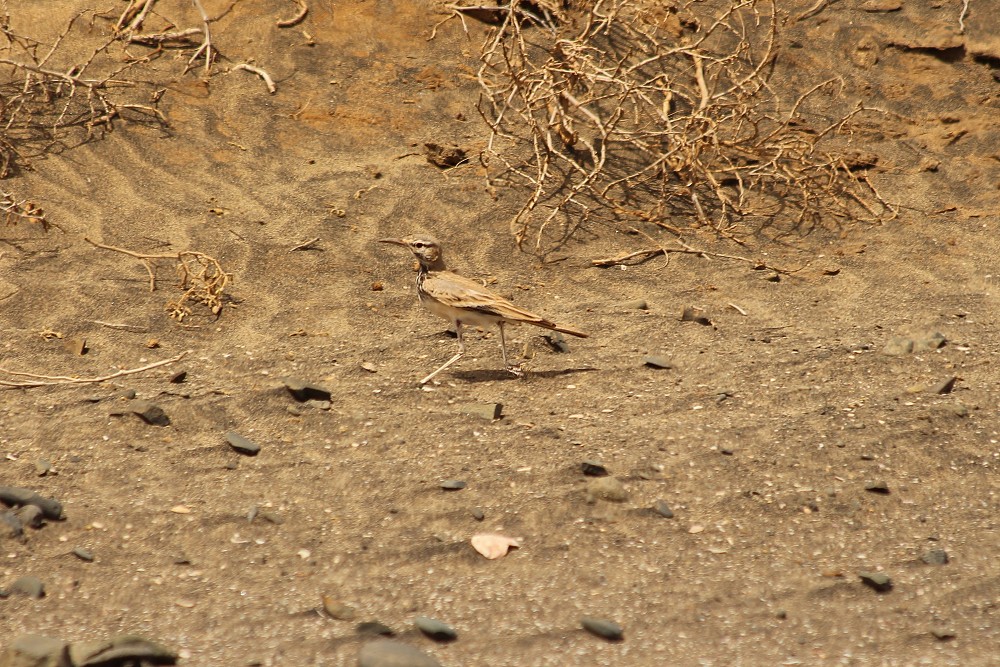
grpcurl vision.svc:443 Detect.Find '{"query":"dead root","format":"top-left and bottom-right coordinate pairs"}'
top-left (84, 238), bottom-right (232, 322)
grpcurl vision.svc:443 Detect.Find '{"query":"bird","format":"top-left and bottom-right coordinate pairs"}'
top-left (380, 234), bottom-right (588, 384)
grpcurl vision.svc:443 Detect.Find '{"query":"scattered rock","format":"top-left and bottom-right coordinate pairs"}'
top-left (68, 635), bottom-right (177, 666)
top-left (720, 448), bottom-right (735, 456)
top-left (931, 627), bottom-right (956, 641)
top-left (62, 337), bottom-right (87, 356)
top-left (169, 370), bottom-right (187, 383)
top-left (424, 142), bottom-right (468, 168)
top-left (471, 508), bottom-right (485, 521)
top-left (621, 299), bottom-right (649, 310)
top-left (471, 533), bottom-right (521, 559)
top-left (282, 377), bottom-right (332, 402)
top-left (860, 0), bottom-right (901, 11)
top-left (680, 306), bottom-right (712, 326)
top-left (34, 459), bottom-right (52, 477)
top-left (129, 401), bottom-right (170, 426)
top-left (652, 500), bottom-right (674, 518)
top-left (4, 634), bottom-right (68, 667)
top-left (913, 331), bottom-right (946, 352)
top-left (72, 548), bottom-right (95, 562)
top-left (543, 332), bottom-right (570, 353)
top-left (10, 575), bottom-right (45, 598)
top-left (414, 616), bottom-right (457, 642)
top-left (930, 376), bottom-right (958, 395)
top-left (858, 571), bottom-right (893, 593)
top-left (225, 432), bottom-right (261, 456)
top-left (1, 511), bottom-right (24, 539)
top-left (586, 477), bottom-right (628, 503)
top-left (358, 640), bottom-right (441, 667)
top-left (456, 402), bottom-right (503, 420)
top-left (360, 362), bottom-right (378, 373)
top-left (357, 621), bottom-right (395, 637)
top-left (642, 355), bottom-right (674, 369)
top-left (322, 596), bottom-right (357, 621)
top-left (15, 504), bottom-right (44, 529)
top-left (0, 486), bottom-right (64, 520)
top-left (920, 549), bottom-right (949, 565)
top-left (864, 481), bottom-right (890, 495)
top-left (881, 336), bottom-right (913, 356)
top-left (581, 616), bottom-right (624, 641)
top-left (581, 460), bottom-right (609, 477)
top-left (440, 480), bottom-right (466, 491)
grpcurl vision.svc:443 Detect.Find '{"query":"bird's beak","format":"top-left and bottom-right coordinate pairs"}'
top-left (379, 238), bottom-right (406, 246)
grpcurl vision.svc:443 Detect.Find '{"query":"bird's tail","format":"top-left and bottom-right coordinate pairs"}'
top-left (535, 320), bottom-right (588, 338)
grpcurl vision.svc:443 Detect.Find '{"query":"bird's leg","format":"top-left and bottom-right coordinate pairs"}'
top-left (419, 322), bottom-right (465, 385)
top-left (498, 321), bottom-right (523, 377)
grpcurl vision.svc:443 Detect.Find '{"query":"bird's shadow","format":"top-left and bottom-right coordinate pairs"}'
top-left (450, 366), bottom-right (599, 383)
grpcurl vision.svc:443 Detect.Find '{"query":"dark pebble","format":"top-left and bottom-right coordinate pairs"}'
top-left (440, 480), bottom-right (466, 491)
top-left (169, 370), bottom-right (188, 383)
top-left (680, 306), bottom-right (713, 326)
top-left (581, 460), bottom-right (609, 477)
top-left (225, 431), bottom-right (261, 456)
top-left (720, 448), bottom-right (734, 456)
top-left (471, 508), bottom-right (485, 521)
top-left (357, 621), bottom-right (395, 637)
top-left (358, 640), bottom-right (441, 667)
top-left (0, 486), bottom-right (64, 520)
top-left (920, 549), bottom-right (949, 565)
top-left (581, 616), bottom-right (624, 641)
top-left (652, 500), bottom-right (674, 519)
top-left (414, 616), bottom-right (458, 642)
top-left (931, 376), bottom-right (957, 394)
top-left (858, 571), bottom-right (893, 593)
top-left (457, 402), bottom-right (503, 420)
top-left (130, 401), bottom-right (170, 426)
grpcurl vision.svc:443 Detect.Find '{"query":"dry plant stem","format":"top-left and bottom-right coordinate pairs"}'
top-left (0, 351), bottom-right (188, 389)
top-left (188, 0), bottom-right (213, 74)
top-left (233, 63), bottom-right (276, 94)
top-left (476, 0), bottom-right (893, 255)
top-left (591, 244), bottom-right (799, 275)
top-left (277, 0), bottom-right (309, 27)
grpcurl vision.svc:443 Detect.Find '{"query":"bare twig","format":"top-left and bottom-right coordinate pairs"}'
top-left (0, 351), bottom-right (188, 388)
top-left (233, 63), bottom-right (276, 94)
top-left (290, 237), bottom-right (320, 251)
top-left (958, 0), bottom-right (969, 33)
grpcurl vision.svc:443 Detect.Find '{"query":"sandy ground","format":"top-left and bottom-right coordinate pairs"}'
top-left (1, 1), bottom-right (999, 665)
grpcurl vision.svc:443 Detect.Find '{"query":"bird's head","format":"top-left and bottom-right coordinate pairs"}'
top-left (379, 234), bottom-right (444, 270)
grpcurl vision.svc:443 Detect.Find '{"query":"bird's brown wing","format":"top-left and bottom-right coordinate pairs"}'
top-left (422, 271), bottom-right (588, 337)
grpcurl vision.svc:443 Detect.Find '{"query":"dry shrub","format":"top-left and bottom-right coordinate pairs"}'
top-left (473, 0), bottom-right (896, 255)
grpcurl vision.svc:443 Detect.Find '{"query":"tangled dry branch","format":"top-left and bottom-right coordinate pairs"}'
top-left (473, 0), bottom-right (897, 254)
top-left (85, 238), bottom-right (232, 322)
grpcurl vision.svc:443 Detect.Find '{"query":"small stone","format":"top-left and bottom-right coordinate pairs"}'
top-left (62, 337), bottom-right (87, 356)
top-left (414, 616), bottom-right (458, 642)
top-left (10, 575), bottom-right (45, 598)
top-left (457, 402), bottom-right (503, 420)
top-left (169, 370), bottom-right (187, 383)
top-left (360, 362), bottom-right (378, 373)
top-left (6, 635), bottom-right (68, 666)
top-left (642, 355), bottom-right (674, 369)
top-left (586, 477), bottom-right (628, 503)
top-left (881, 336), bottom-right (913, 356)
top-left (424, 142), bottom-right (467, 168)
top-left (858, 571), bottom-right (893, 592)
top-left (720, 448), bottom-right (734, 456)
top-left (931, 628), bottom-right (956, 641)
top-left (542, 332), bottom-right (570, 353)
top-left (34, 459), bottom-right (52, 477)
top-left (913, 331), bottom-right (946, 352)
top-left (864, 481), bottom-right (890, 494)
top-left (621, 299), bottom-right (649, 310)
top-left (471, 508), bottom-right (485, 521)
top-left (680, 306), bottom-right (712, 326)
top-left (225, 431), bottom-right (261, 456)
top-left (920, 549), bottom-right (949, 565)
top-left (357, 621), bottom-right (395, 637)
top-left (322, 596), bottom-right (357, 621)
top-left (72, 548), bottom-right (95, 562)
top-left (440, 480), bottom-right (466, 491)
top-left (652, 500), bottom-right (674, 518)
top-left (930, 376), bottom-right (958, 394)
top-left (0, 486), bottom-right (64, 520)
top-left (860, 0), bottom-right (901, 11)
top-left (581, 460), bottom-right (609, 477)
top-left (15, 504), bottom-right (44, 529)
top-left (581, 616), bottom-right (624, 641)
top-left (67, 635), bottom-right (177, 666)
top-left (283, 377), bottom-right (332, 402)
top-left (130, 401), bottom-right (170, 426)
top-left (358, 640), bottom-right (441, 667)
top-left (1, 511), bottom-right (23, 539)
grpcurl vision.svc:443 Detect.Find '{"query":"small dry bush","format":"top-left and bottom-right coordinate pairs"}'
top-left (472, 0), bottom-right (896, 255)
